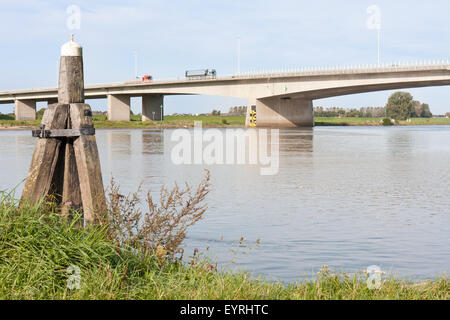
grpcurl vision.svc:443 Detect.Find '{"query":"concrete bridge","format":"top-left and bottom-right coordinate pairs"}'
top-left (1, 62), bottom-right (450, 127)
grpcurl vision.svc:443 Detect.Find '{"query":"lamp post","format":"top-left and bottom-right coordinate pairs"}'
top-left (367, 5), bottom-right (381, 66)
top-left (237, 36), bottom-right (241, 75)
top-left (134, 51), bottom-right (138, 79)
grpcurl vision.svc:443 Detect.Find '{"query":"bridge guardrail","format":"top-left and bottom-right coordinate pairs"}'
top-left (1, 60), bottom-right (450, 96)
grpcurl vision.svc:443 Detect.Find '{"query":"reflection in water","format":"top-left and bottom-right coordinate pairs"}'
top-left (279, 128), bottom-right (313, 154)
top-left (142, 130), bottom-right (164, 155)
top-left (386, 129), bottom-right (414, 157)
top-left (0, 126), bottom-right (449, 283)
top-left (106, 130), bottom-right (131, 155)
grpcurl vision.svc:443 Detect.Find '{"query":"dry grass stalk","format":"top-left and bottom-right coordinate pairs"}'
top-left (105, 170), bottom-right (210, 260)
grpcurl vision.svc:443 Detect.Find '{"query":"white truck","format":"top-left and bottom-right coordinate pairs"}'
top-left (185, 69), bottom-right (217, 79)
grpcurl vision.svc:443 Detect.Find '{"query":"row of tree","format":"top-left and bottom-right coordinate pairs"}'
top-left (386, 92), bottom-right (432, 120)
top-left (211, 106), bottom-right (247, 116)
top-left (228, 106), bottom-right (247, 116)
top-left (314, 106), bottom-right (386, 118)
top-left (314, 91), bottom-right (433, 120)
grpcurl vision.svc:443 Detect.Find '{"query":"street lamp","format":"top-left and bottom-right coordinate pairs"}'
top-left (237, 36), bottom-right (241, 75)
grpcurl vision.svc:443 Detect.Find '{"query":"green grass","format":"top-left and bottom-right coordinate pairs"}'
top-left (0, 113), bottom-right (40, 128)
top-left (1, 113), bottom-right (449, 129)
top-left (0, 196), bottom-right (448, 300)
top-left (404, 117), bottom-right (450, 125)
top-left (91, 115), bottom-right (246, 129)
top-left (314, 117), bottom-right (450, 126)
top-left (314, 117), bottom-right (383, 126)
top-left (0, 114), bottom-right (246, 129)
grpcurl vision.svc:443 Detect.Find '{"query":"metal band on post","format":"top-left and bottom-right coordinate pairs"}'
top-left (32, 126), bottom-right (95, 138)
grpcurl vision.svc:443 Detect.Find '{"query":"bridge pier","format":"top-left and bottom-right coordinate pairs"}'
top-left (107, 94), bottom-right (130, 121)
top-left (249, 97), bottom-right (314, 127)
top-left (142, 95), bottom-right (164, 121)
top-left (245, 97), bottom-right (257, 127)
top-left (15, 99), bottom-right (36, 120)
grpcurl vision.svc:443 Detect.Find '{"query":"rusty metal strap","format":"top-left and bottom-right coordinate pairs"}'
top-left (32, 126), bottom-right (95, 139)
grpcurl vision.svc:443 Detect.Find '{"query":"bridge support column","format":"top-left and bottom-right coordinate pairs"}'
top-left (107, 94), bottom-right (130, 121)
top-left (15, 99), bottom-right (36, 120)
top-left (248, 97), bottom-right (314, 127)
top-left (142, 95), bottom-right (164, 121)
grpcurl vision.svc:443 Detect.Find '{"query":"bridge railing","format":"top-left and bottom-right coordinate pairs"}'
top-left (226, 59), bottom-right (450, 80)
top-left (2, 60), bottom-right (450, 96)
top-left (83, 59), bottom-right (450, 87)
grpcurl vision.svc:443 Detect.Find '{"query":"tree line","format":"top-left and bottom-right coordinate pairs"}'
top-left (314, 106), bottom-right (385, 118)
top-left (315, 91), bottom-right (433, 120)
top-left (385, 92), bottom-right (432, 120)
top-left (211, 106), bottom-right (247, 116)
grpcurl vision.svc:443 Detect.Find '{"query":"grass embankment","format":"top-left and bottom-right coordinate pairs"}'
top-left (314, 117), bottom-right (450, 126)
top-left (0, 114), bottom-right (246, 130)
top-left (0, 198), bottom-right (447, 300)
top-left (93, 115), bottom-right (246, 129)
top-left (0, 114), bottom-right (40, 129)
top-left (1, 113), bottom-right (450, 129)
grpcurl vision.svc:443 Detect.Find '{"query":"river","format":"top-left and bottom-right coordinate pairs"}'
top-left (0, 126), bottom-right (449, 283)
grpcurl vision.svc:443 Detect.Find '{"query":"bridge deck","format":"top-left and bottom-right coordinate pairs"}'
top-left (1, 62), bottom-right (450, 104)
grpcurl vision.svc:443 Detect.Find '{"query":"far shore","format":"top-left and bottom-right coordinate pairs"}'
top-left (1, 115), bottom-right (450, 130)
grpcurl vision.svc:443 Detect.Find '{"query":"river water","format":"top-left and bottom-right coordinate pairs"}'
top-left (0, 126), bottom-right (449, 282)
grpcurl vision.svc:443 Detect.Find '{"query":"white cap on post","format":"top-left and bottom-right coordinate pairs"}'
top-left (61, 34), bottom-right (82, 57)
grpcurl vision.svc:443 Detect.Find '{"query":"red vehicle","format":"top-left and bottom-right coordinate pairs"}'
top-left (142, 75), bottom-right (153, 82)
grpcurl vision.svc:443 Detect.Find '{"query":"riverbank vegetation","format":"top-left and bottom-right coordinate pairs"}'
top-left (314, 117), bottom-right (450, 126)
top-left (386, 91), bottom-right (432, 120)
top-left (1, 113), bottom-right (450, 130)
top-left (315, 91), bottom-right (433, 120)
top-left (0, 114), bottom-right (245, 129)
top-left (0, 175), bottom-right (448, 300)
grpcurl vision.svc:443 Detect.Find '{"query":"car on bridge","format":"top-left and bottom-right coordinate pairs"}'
top-left (124, 75), bottom-right (153, 85)
top-left (142, 75), bottom-right (153, 82)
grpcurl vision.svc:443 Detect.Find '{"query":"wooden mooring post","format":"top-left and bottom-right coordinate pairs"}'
top-left (21, 35), bottom-right (106, 225)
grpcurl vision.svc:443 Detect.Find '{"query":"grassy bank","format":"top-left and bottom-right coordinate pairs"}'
top-left (1, 114), bottom-right (450, 130)
top-left (0, 114), bottom-right (246, 130)
top-left (93, 115), bottom-right (246, 129)
top-left (0, 197), bottom-right (447, 300)
top-left (314, 117), bottom-right (450, 126)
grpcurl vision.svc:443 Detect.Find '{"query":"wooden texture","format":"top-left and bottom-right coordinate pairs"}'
top-left (32, 128), bottom-right (95, 138)
top-left (70, 103), bottom-right (106, 223)
top-left (49, 139), bottom-right (66, 203)
top-left (22, 43), bottom-right (106, 226)
top-left (61, 140), bottom-right (82, 222)
top-left (21, 104), bottom-right (69, 205)
top-left (58, 56), bottom-right (84, 104)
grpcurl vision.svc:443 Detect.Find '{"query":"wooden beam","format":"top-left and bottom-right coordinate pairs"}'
top-left (61, 138), bottom-right (83, 224)
top-left (21, 104), bottom-right (69, 205)
top-left (70, 103), bottom-right (106, 224)
top-left (58, 56), bottom-right (84, 104)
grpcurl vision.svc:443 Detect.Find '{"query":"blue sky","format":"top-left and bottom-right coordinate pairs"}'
top-left (1, 0), bottom-right (450, 114)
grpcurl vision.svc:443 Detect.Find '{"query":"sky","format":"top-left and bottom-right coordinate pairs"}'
top-left (1, 0), bottom-right (450, 115)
